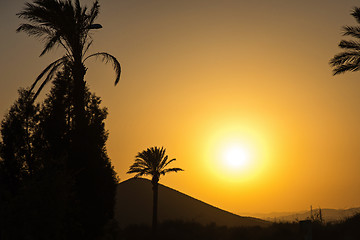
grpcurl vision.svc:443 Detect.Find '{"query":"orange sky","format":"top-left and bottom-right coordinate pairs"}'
top-left (1, 0), bottom-right (360, 215)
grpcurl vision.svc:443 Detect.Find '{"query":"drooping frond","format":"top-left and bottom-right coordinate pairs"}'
top-left (30, 57), bottom-right (67, 92)
top-left (33, 60), bottom-right (67, 99)
top-left (84, 52), bottom-right (121, 85)
top-left (29, 56), bottom-right (68, 99)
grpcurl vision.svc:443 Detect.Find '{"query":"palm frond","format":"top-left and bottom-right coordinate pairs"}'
top-left (75, 0), bottom-right (81, 19)
top-left (127, 146), bottom-right (183, 182)
top-left (88, 0), bottom-right (100, 25)
top-left (163, 158), bottom-right (177, 169)
top-left (127, 167), bottom-right (150, 177)
top-left (332, 64), bottom-right (360, 75)
top-left (342, 26), bottom-right (360, 39)
top-left (40, 32), bottom-right (62, 56)
top-left (17, 0), bottom-right (62, 26)
top-left (158, 155), bottom-right (168, 170)
top-left (33, 60), bottom-right (66, 99)
top-left (84, 52), bottom-right (121, 85)
top-left (16, 23), bottom-right (52, 38)
top-left (130, 160), bottom-right (150, 170)
top-left (329, 51), bottom-right (360, 66)
top-left (339, 40), bottom-right (360, 51)
top-left (30, 56), bottom-right (68, 94)
top-left (17, 0), bottom-right (77, 57)
top-left (83, 39), bottom-right (93, 56)
top-left (160, 168), bottom-right (184, 175)
top-left (351, 7), bottom-right (360, 25)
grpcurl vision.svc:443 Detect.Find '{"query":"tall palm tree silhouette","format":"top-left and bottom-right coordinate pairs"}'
top-left (127, 146), bottom-right (183, 235)
top-left (17, 0), bottom-right (121, 129)
top-left (330, 7), bottom-right (360, 75)
top-left (17, 2), bottom-right (120, 237)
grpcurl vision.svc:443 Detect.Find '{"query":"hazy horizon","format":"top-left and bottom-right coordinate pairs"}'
top-left (1, 0), bottom-right (360, 214)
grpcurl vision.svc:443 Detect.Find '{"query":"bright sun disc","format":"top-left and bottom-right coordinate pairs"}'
top-left (203, 122), bottom-right (270, 183)
top-left (223, 145), bottom-right (250, 169)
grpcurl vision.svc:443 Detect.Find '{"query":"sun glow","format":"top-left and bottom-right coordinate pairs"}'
top-left (222, 144), bottom-right (251, 170)
top-left (202, 121), bottom-right (271, 184)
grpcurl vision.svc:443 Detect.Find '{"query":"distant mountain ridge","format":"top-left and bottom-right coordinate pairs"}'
top-left (248, 207), bottom-right (360, 222)
top-left (114, 178), bottom-right (269, 228)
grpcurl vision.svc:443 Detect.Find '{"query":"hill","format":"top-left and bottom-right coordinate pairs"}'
top-left (114, 178), bottom-right (269, 228)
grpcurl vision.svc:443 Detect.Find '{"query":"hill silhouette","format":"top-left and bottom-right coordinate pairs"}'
top-left (114, 178), bottom-right (269, 228)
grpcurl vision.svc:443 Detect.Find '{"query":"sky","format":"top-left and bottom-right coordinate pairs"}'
top-left (1, 0), bottom-right (360, 215)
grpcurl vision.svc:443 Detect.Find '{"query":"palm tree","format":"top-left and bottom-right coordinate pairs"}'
top-left (330, 7), bottom-right (360, 75)
top-left (16, 1), bottom-right (120, 237)
top-left (127, 146), bottom-right (183, 235)
top-left (16, 0), bottom-right (121, 129)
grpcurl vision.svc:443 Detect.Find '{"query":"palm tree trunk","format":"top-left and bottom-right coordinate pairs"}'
top-left (70, 59), bottom-right (87, 173)
top-left (152, 181), bottom-right (158, 237)
top-left (72, 61), bottom-right (86, 131)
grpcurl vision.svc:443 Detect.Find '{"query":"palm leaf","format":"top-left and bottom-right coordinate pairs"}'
top-left (342, 26), bottom-right (360, 39)
top-left (127, 146), bottom-right (183, 182)
top-left (84, 52), bottom-right (121, 85)
top-left (16, 23), bottom-right (52, 38)
top-left (339, 40), bottom-right (360, 51)
top-left (82, 39), bottom-right (93, 56)
top-left (33, 60), bottom-right (66, 99)
top-left (160, 168), bottom-right (184, 175)
top-left (29, 56), bottom-right (68, 94)
top-left (40, 32), bottom-right (62, 56)
top-left (329, 51), bottom-right (360, 66)
top-left (88, 0), bottom-right (100, 25)
top-left (351, 7), bottom-right (360, 25)
top-left (332, 64), bottom-right (360, 75)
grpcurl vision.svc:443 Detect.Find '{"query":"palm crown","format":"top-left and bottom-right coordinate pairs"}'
top-left (127, 146), bottom-right (183, 183)
top-left (330, 7), bottom-right (360, 75)
top-left (17, 0), bottom-right (121, 99)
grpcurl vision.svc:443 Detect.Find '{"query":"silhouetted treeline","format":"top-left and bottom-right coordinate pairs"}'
top-left (117, 214), bottom-right (360, 240)
top-left (0, 68), bottom-right (118, 239)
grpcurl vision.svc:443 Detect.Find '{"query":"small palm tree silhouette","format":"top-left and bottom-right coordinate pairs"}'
top-left (127, 146), bottom-right (183, 235)
top-left (330, 7), bottom-right (360, 75)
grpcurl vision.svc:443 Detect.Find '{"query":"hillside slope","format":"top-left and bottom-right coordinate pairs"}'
top-left (114, 178), bottom-right (269, 228)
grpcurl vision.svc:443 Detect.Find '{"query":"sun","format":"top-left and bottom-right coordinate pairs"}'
top-left (202, 123), bottom-right (270, 183)
top-left (222, 144), bottom-right (251, 170)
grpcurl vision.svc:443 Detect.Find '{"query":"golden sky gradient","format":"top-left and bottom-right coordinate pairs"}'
top-left (1, 0), bottom-right (360, 215)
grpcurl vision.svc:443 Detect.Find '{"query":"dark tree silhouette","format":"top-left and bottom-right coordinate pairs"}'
top-left (127, 146), bottom-right (183, 236)
top-left (330, 7), bottom-right (360, 75)
top-left (37, 68), bottom-right (118, 239)
top-left (0, 89), bottom-right (39, 193)
top-left (0, 69), bottom-right (118, 239)
top-left (16, 2), bottom-right (120, 238)
top-left (16, 0), bottom-right (120, 184)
